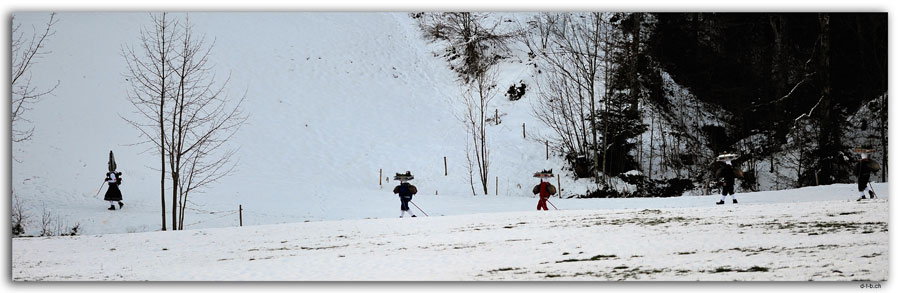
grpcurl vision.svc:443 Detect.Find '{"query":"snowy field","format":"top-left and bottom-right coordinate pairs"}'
top-left (11, 183), bottom-right (889, 281)
top-left (6, 11), bottom-right (894, 286)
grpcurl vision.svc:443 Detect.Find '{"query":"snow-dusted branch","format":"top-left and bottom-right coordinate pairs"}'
top-left (793, 94), bottom-right (825, 125)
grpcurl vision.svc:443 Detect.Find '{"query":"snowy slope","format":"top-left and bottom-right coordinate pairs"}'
top-left (12, 183), bottom-right (889, 281)
top-left (10, 12), bottom-right (570, 235)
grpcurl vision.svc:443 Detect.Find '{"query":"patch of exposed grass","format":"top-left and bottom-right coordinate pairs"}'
top-left (545, 274), bottom-right (562, 278)
top-left (743, 266), bottom-right (770, 272)
top-left (505, 238), bottom-right (530, 242)
top-left (452, 245), bottom-right (475, 250)
top-left (488, 267), bottom-right (521, 273)
top-left (556, 254), bottom-right (617, 263)
top-left (708, 266), bottom-right (770, 273)
top-left (862, 252), bottom-right (882, 258)
top-left (729, 246), bottom-right (774, 254)
top-left (590, 216), bottom-right (699, 227)
top-left (753, 220), bottom-right (887, 235)
top-left (839, 211), bottom-right (863, 216)
top-left (590, 254), bottom-right (616, 260)
top-left (712, 266), bottom-right (733, 273)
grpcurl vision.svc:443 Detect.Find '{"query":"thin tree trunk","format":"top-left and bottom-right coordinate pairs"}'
top-left (158, 13), bottom-right (169, 232)
top-left (589, 13), bottom-right (601, 186)
top-left (648, 113), bottom-right (655, 179)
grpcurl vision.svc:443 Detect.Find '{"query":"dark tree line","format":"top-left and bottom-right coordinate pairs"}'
top-left (648, 13), bottom-right (887, 187)
top-left (416, 12), bottom-right (886, 197)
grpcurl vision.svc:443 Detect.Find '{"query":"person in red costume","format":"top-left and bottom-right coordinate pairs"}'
top-left (532, 170), bottom-right (557, 211)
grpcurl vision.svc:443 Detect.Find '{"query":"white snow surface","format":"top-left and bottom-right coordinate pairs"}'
top-left (12, 183), bottom-right (890, 281)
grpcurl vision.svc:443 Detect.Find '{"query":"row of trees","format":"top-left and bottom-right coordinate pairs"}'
top-left (419, 12), bottom-right (887, 196)
top-left (122, 13), bottom-right (246, 231)
top-left (524, 13), bottom-right (653, 190)
top-left (418, 12), bottom-right (662, 195)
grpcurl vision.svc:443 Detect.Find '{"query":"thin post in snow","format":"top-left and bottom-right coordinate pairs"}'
top-left (546, 141), bottom-right (549, 160)
top-left (444, 156), bottom-right (447, 176)
top-left (495, 176), bottom-right (498, 195)
top-left (239, 205), bottom-right (243, 227)
top-left (557, 176), bottom-right (561, 198)
top-left (379, 168), bottom-right (382, 187)
top-left (522, 123), bottom-right (526, 139)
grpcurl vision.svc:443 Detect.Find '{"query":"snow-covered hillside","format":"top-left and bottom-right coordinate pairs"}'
top-left (12, 183), bottom-right (889, 281)
top-left (11, 12), bottom-right (573, 235)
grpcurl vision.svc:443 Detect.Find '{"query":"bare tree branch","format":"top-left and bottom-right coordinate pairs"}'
top-left (11, 13), bottom-right (59, 143)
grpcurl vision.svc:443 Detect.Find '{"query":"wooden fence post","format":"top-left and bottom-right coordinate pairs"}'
top-left (239, 205), bottom-right (243, 227)
top-left (444, 156), bottom-right (448, 176)
top-left (546, 141), bottom-right (549, 160)
top-left (557, 176), bottom-right (561, 198)
top-left (495, 176), bottom-right (498, 195)
top-left (379, 168), bottom-right (382, 187)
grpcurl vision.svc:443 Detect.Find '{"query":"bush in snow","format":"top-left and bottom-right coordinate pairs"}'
top-left (579, 173), bottom-right (695, 198)
top-left (11, 194), bottom-right (28, 237)
top-left (505, 82), bottom-right (526, 101)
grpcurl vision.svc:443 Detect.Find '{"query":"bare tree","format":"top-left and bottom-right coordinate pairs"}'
top-left (11, 12), bottom-right (59, 143)
top-left (122, 13), bottom-right (181, 231)
top-left (124, 13), bottom-right (245, 230)
top-left (170, 16), bottom-right (247, 230)
top-left (39, 205), bottom-right (53, 237)
top-left (461, 68), bottom-right (499, 195)
top-left (464, 141), bottom-right (477, 196)
top-left (417, 12), bottom-right (518, 83)
top-left (419, 12), bottom-right (513, 195)
top-left (10, 13), bottom-right (57, 237)
top-left (785, 117), bottom-right (819, 187)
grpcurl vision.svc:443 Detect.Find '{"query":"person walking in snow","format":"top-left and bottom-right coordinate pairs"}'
top-left (103, 151), bottom-right (124, 210)
top-left (103, 171), bottom-right (124, 210)
top-left (393, 171), bottom-right (418, 218)
top-left (714, 155), bottom-right (743, 205)
top-left (532, 170), bottom-right (557, 211)
top-left (855, 150), bottom-right (880, 201)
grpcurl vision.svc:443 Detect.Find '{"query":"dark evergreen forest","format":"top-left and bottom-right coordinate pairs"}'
top-left (647, 13), bottom-right (887, 187)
